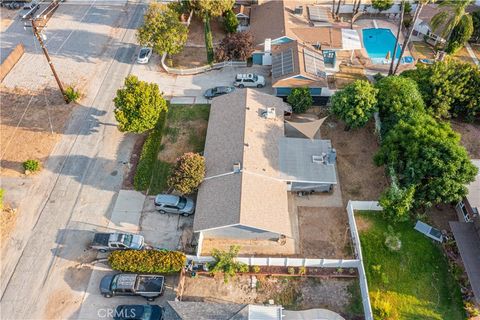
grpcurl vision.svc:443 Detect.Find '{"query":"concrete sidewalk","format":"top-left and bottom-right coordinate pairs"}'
top-left (107, 190), bottom-right (145, 233)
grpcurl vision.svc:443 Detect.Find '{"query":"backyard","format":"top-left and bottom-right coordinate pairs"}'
top-left (411, 41), bottom-right (477, 65)
top-left (181, 274), bottom-right (364, 319)
top-left (134, 103), bottom-right (210, 195)
top-left (357, 211), bottom-right (465, 319)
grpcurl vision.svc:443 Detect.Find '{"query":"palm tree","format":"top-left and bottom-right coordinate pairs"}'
top-left (430, 0), bottom-right (474, 47)
top-left (389, 1), bottom-right (405, 75)
top-left (393, 0), bottom-right (430, 74)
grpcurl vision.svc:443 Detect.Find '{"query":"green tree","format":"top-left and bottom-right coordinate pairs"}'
top-left (472, 10), bottom-right (480, 42)
top-left (374, 113), bottom-right (478, 208)
top-left (379, 182), bottom-right (415, 222)
top-left (188, 0), bottom-right (234, 18)
top-left (330, 80), bottom-right (378, 129)
top-left (446, 14), bottom-right (474, 54)
top-left (167, 152), bottom-right (206, 194)
top-left (215, 32), bottom-right (254, 61)
top-left (371, 0), bottom-right (394, 12)
top-left (137, 3), bottom-right (188, 56)
top-left (114, 75), bottom-right (168, 133)
top-left (375, 76), bottom-right (425, 132)
top-left (402, 60), bottom-right (480, 121)
top-left (210, 245), bottom-right (249, 283)
top-left (431, 0), bottom-right (474, 49)
top-left (204, 15), bottom-right (214, 63)
top-left (287, 87), bottom-right (313, 114)
top-left (223, 9), bottom-right (239, 33)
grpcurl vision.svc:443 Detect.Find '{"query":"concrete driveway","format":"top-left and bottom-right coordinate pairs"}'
top-left (132, 61), bottom-right (273, 104)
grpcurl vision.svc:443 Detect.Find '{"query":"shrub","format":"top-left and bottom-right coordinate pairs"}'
top-left (384, 226), bottom-right (402, 251)
top-left (223, 9), bottom-right (238, 33)
top-left (215, 32), bottom-right (254, 62)
top-left (210, 245), bottom-right (248, 283)
top-left (298, 266), bottom-right (306, 276)
top-left (65, 86), bottom-right (80, 103)
top-left (372, 0), bottom-right (393, 12)
top-left (134, 114), bottom-right (167, 191)
top-left (287, 87), bottom-right (313, 114)
top-left (446, 15), bottom-right (474, 54)
top-left (379, 181), bottom-right (415, 222)
top-left (372, 291), bottom-right (399, 320)
top-left (167, 152), bottom-right (205, 195)
top-left (330, 80), bottom-right (378, 129)
top-left (108, 249), bottom-right (186, 273)
top-left (23, 159), bottom-right (40, 173)
top-left (0, 188), bottom-right (4, 211)
top-left (204, 16), bottom-right (214, 64)
top-left (251, 265), bottom-right (261, 273)
top-left (287, 267), bottom-right (296, 275)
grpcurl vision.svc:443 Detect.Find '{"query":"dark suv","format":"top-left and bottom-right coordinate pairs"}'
top-left (100, 273), bottom-right (165, 301)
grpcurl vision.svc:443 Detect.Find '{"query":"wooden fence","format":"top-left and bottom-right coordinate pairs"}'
top-left (0, 44), bottom-right (24, 82)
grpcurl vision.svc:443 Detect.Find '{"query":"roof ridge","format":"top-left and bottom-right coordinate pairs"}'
top-left (238, 89), bottom-right (249, 222)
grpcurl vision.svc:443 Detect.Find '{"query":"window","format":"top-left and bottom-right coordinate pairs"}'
top-left (178, 197), bottom-right (187, 209)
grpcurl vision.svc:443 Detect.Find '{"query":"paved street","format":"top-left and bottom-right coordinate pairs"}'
top-left (0, 1), bottom-right (147, 319)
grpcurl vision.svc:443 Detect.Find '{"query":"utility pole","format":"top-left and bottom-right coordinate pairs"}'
top-left (31, 19), bottom-right (68, 103)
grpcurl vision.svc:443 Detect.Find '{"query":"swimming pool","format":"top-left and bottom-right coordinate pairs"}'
top-left (362, 28), bottom-right (401, 62)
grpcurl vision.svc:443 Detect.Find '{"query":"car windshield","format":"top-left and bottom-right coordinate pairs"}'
top-left (178, 197), bottom-right (187, 209)
top-left (139, 49), bottom-right (148, 58)
top-left (111, 275), bottom-right (119, 290)
top-left (121, 234), bottom-right (133, 246)
top-left (211, 88), bottom-right (218, 93)
top-left (253, 75), bottom-right (258, 81)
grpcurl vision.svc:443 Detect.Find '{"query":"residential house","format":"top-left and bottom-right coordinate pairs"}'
top-left (233, 5), bottom-right (251, 32)
top-left (193, 89), bottom-right (337, 253)
top-left (450, 159), bottom-right (480, 304)
top-left (248, 0), bottom-right (362, 97)
top-left (412, 4), bottom-right (448, 45)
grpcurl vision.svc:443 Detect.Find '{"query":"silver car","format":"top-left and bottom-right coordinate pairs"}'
top-left (154, 194), bottom-right (195, 216)
top-left (136, 47), bottom-right (152, 64)
top-left (233, 73), bottom-right (266, 88)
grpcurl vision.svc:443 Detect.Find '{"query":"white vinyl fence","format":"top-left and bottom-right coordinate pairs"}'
top-left (161, 53), bottom-right (247, 75)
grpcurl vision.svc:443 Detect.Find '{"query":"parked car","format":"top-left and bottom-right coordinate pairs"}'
top-left (90, 232), bottom-right (144, 252)
top-left (136, 47), bottom-right (152, 64)
top-left (154, 194), bottom-right (195, 216)
top-left (204, 86), bottom-right (235, 99)
top-left (100, 273), bottom-right (165, 301)
top-left (113, 305), bottom-right (164, 320)
top-left (23, 0), bottom-right (38, 10)
top-left (233, 73), bottom-right (266, 88)
top-left (21, 0), bottom-right (39, 19)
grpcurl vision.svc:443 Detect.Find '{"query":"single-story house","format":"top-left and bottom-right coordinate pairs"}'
top-left (193, 89), bottom-right (337, 249)
top-left (233, 5), bottom-right (251, 31)
top-left (450, 159), bottom-right (480, 304)
top-left (412, 4), bottom-right (448, 45)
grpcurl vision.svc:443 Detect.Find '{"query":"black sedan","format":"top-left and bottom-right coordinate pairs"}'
top-left (204, 86), bottom-right (235, 99)
top-left (113, 305), bottom-right (163, 320)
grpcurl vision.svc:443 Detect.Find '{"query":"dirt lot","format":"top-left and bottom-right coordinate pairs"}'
top-left (171, 46), bottom-right (208, 68)
top-left (0, 86), bottom-right (74, 177)
top-left (181, 274), bottom-right (363, 318)
top-left (186, 16), bottom-right (226, 46)
top-left (298, 207), bottom-right (353, 258)
top-left (319, 113), bottom-right (388, 203)
top-left (451, 120), bottom-right (480, 158)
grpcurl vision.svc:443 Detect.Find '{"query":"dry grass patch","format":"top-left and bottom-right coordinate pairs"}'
top-left (333, 64), bottom-right (368, 89)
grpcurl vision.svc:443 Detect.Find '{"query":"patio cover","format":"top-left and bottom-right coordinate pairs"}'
top-left (450, 221), bottom-right (480, 304)
top-left (279, 137), bottom-right (337, 184)
top-left (341, 29), bottom-right (362, 50)
top-left (285, 117), bottom-right (328, 140)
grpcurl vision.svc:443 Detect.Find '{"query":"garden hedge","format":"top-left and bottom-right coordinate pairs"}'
top-left (108, 249), bottom-right (186, 273)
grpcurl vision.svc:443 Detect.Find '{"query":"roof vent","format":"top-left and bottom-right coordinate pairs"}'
top-left (261, 107), bottom-right (276, 119)
top-left (294, 6), bottom-right (303, 15)
top-left (233, 162), bottom-right (242, 173)
top-left (312, 153), bottom-right (327, 164)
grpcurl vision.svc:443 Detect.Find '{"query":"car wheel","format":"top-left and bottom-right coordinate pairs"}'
top-left (239, 84), bottom-right (245, 88)
top-left (99, 249), bottom-right (107, 253)
top-left (103, 294), bottom-right (112, 298)
top-left (257, 84), bottom-right (264, 88)
top-left (158, 210), bottom-right (167, 214)
top-left (182, 213), bottom-right (190, 217)
top-left (146, 297), bottom-right (155, 302)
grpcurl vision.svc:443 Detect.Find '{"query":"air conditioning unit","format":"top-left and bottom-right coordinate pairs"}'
top-left (294, 6), bottom-right (303, 15)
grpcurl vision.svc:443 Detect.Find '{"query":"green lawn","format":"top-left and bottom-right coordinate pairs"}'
top-left (358, 211), bottom-right (465, 320)
top-left (135, 103), bottom-right (210, 195)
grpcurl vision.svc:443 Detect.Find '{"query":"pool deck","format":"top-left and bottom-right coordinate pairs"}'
top-left (349, 18), bottom-right (415, 74)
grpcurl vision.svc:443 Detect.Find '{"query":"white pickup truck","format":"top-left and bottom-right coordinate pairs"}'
top-left (90, 232), bottom-right (144, 252)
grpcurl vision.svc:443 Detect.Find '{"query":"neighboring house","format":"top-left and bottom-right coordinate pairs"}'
top-left (248, 0), bottom-right (361, 97)
top-left (233, 5), bottom-right (251, 31)
top-left (193, 89), bottom-right (337, 251)
top-left (412, 4), bottom-right (448, 45)
top-left (450, 159), bottom-right (480, 304)
top-left (163, 301), bottom-right (345, 320)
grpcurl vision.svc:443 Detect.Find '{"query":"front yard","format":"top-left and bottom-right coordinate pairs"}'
top-left (357, 211), bottom-right (465, 319)
top-left (134, 104), bottom-right (210, 195)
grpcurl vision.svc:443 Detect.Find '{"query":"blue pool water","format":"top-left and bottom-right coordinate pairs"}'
top-left (362, 28), bottom-right (401, 62)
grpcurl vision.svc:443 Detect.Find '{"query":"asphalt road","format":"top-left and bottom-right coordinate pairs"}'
top-left (0, 1), bottom-right (146, 319)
